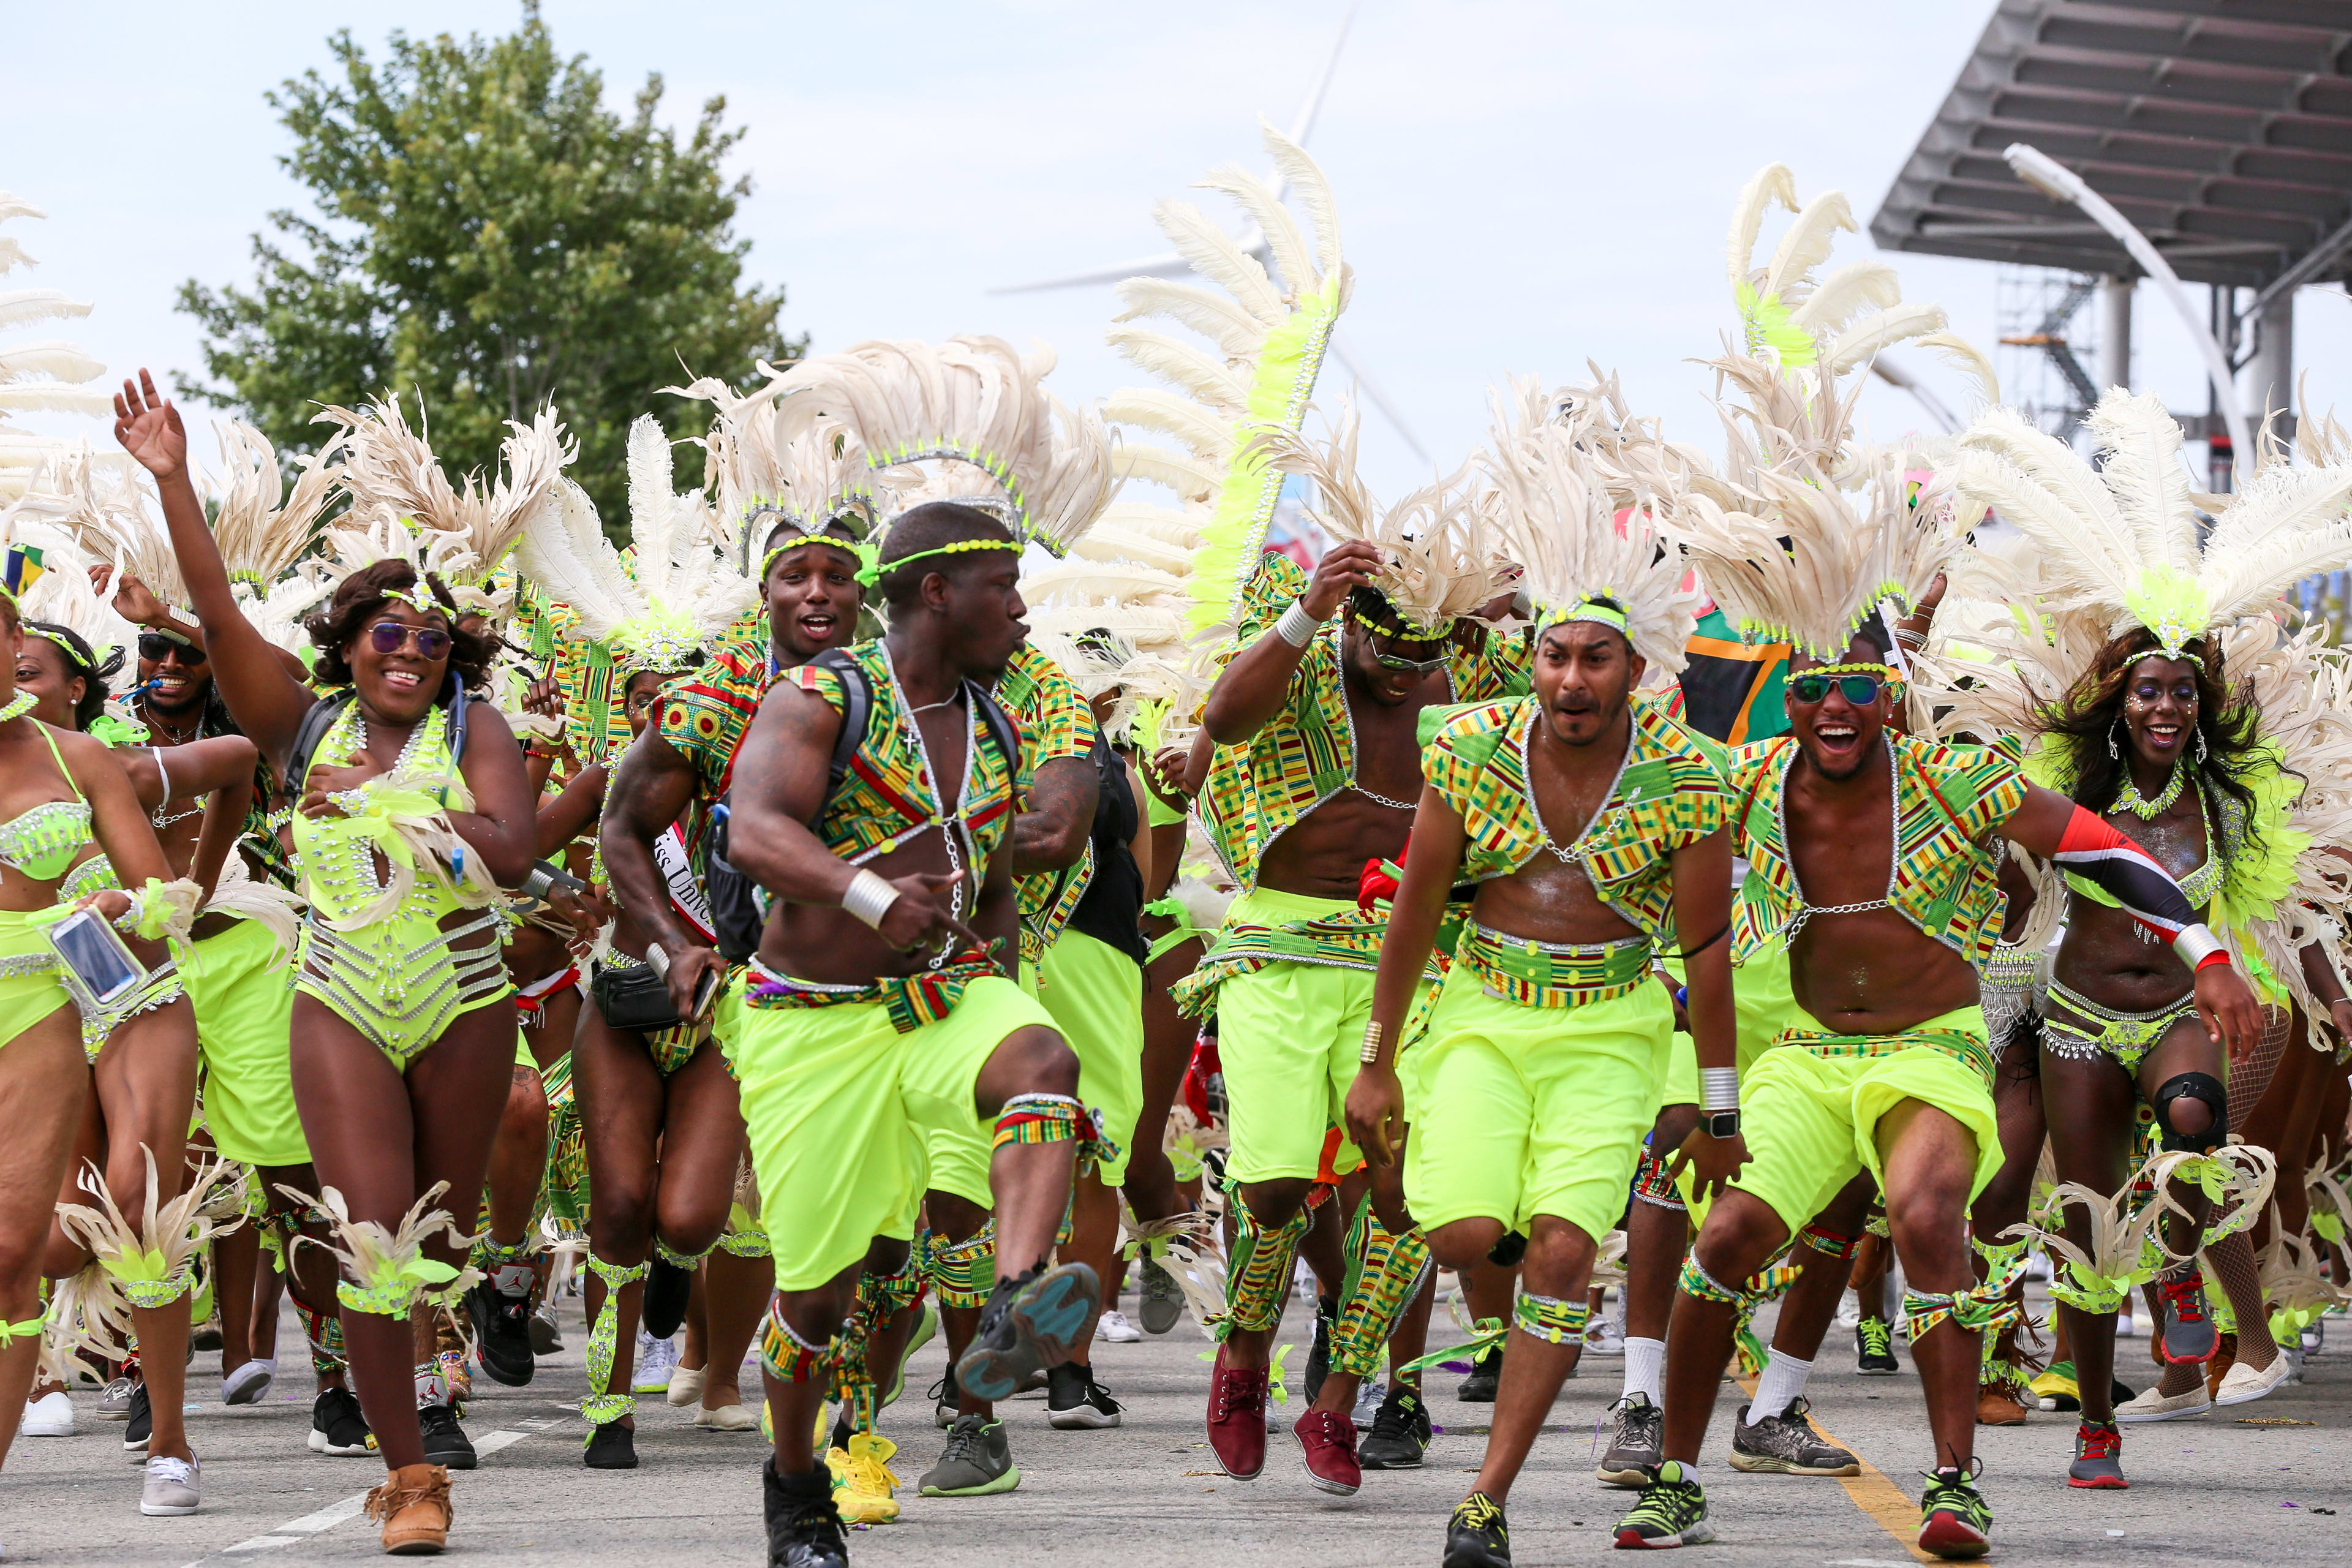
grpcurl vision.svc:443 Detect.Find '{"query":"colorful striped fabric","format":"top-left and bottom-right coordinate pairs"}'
top-left (1168, 903), bottom-right (1444, 1019)
top-left (1728, 733), bottom-right (2029, 969)
top-left (1457, 924), bottom-right (1653, 1008)
top-left (994, 643), bottom-right (1101, 963)
top-left (744, 954), bottom-right (999, 1036)
top-left (1771, 1016), bottom-right (2000, 1087)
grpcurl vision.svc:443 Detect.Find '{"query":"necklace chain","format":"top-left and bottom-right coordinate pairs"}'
top-left (2113, 761), bottom-right (2187, 821)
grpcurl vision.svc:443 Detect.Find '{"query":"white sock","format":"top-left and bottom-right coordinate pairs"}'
top-left (1750, 1348), bottom-right (1814, 1419)
top-left (1622, 1336), bottom-right (1665, 1404)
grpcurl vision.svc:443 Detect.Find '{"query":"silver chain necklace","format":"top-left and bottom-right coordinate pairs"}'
top-left (1781, 739), bottom-right (1900, 941)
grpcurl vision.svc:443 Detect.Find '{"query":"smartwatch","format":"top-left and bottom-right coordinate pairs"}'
top-left (1703, 1108), bottom-right (1741, 1139)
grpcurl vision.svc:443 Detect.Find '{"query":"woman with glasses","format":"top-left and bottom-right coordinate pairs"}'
top-left (111, 369), bottom-right (540, 1555)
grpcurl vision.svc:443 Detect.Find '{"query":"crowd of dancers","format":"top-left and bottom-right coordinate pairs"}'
top-left (3, 134), bottom-right (2351, 1568)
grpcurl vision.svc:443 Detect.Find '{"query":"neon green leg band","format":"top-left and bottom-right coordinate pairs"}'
top-left (581, 1253), bottom-right (650, 1433)
top-left (1513, 1291), bottom-right (1590, 1346)
top-left (1215, 1188), bottom-right (1312, 1341)
top-left (1330, 1197), bottom-right (1431, 1378)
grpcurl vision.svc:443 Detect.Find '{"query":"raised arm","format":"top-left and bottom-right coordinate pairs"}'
top-left (112, 371), bottom-right (314, 766)
top-left (1201, 540), bottom-right (1381, 745)
top-left (1344, 788), bottom-right (1468, 1165)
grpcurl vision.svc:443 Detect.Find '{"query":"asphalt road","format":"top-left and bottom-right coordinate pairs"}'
top-left (4, 1285), bottom-right (2348, 1566)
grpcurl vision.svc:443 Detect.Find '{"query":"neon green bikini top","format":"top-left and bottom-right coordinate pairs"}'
top-left (0, 723), bottom-right (95, 884)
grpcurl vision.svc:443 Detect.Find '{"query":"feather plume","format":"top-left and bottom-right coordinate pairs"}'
top-left (1912, 330), bottom-right (2001, 412)
top-left (1261, 118), bottom-right (1345, 284)
top-left (1152, 197), bottom-right (1283, 323)
top-left (1110, 278), bottom-right (1267, 359)
top-left (0, 341), bottom-right (105, 383)
top-left (1762, 191), bottom-right (1857, 304)
top-left (1725, 164), bottom-right (1798, 288)
top-left (0, 289), bottom-right (93, 331)
top-left (55, 1148), bottom-right (247, 1311)
top-left (1823, 301), bottom-right (1949, 375)
top-left (1104, 328), bottom-right (1251, 413)
top-left (1787, 260), bottom-right (1901, 336)
top-left (1197, 164), bottom-right (1316, 302)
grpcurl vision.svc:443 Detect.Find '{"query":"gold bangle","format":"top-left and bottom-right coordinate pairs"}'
top-left (1359, 1020), bottom-right (1385, 1066)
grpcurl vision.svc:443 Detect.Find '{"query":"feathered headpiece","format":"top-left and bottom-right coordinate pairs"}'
top-left (1103, 119), bottom-right (1352, 641)
top-left (0, 192), bottom-right (119, 506)
top-left (512, 416), bottom-right (760, 676)
top-left (314, 395), bottom-right (571, 617)
top-left (665, 372), bottom-right (880, 568)
top-left (1477, 375), bottom-right (1702, 675)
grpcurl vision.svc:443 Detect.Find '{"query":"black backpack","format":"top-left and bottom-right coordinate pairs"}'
top-left (283, 674), bottom-right (470, 806)
top-left (702, 650), bottom-right (1020, 963)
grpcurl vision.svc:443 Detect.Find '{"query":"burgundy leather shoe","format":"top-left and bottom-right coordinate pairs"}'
top-left (1205, 1348), bottom-right (1268, 1479)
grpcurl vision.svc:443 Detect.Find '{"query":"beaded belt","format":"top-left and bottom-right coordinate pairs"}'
top-left (1460, 924), bottom-right (1650, 1008)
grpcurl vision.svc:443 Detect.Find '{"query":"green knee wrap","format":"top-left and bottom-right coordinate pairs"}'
top-left (829, 1260), bottom-right (924, 1435)
top-left (581, 1253), bottom-right (650, 1434)
top-left (1330, 1197), bottom-right (1432, 1378)
top-left (1215, 1186), bottom-right (1312, 1341)
top-left (923, 1223), bottom-right (996, 1310)
top-left (1513, 1291), bottom-right (1590, 1346)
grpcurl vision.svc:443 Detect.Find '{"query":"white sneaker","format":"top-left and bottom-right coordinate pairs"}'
top-left (2216, 1352), bottom-right (2295, 1406)
top-left (21, 1390), bottom-right (74, 1437)
top-left (1585, 1319), bottom-right (1627, 1355)
top-left (1351, 1379), bottom-right (1385, 1431)
top-left (2115, 1382), bottom-right (2212, 1423)
top-left (632, 1330), bottom-right (678, 1394)
top-left (222, 1358), bottom-right (275, 1407)
top-left (1095, 1310), bottom-right (1142, 1344)
top-left (140, 1454), bottom-right (200, 1516)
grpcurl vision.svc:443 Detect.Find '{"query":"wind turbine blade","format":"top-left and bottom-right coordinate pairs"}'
top-left (1327, 329), bottom-right (1430, 466)
top-left (1272, 1), bottom-right (1360, 199)
top-left (988, 251), bottom-right (1192, 296)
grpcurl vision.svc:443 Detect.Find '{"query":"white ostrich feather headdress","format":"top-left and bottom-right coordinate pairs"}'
top-left (1477, 374), bottom-right (1702, 676)
top-left (512, 416), bottom-right (760, 676)
top-left (665, 371), bottom-right (880, 567)
top-left (0, 192), bottom-right (119, 507)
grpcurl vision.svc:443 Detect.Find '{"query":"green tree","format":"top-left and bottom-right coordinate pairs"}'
top-left (178, 1), bottom-right (797, 535)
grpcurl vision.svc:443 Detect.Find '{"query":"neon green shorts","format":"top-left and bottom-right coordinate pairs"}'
top-left (186, 916), bottom-right (306, 1169)
top-left (1022, 930), bottom-right (1144, 1188)
top-left (1658, 946), bottom-right (1800, 1107)
top-left (735, 974), bottom-right (1054, 1291)
top-left (1726, 1004), bottom-right (2003, 1239)
top-left (1215, 887), bottom-right (1376, 1185)
top-left (1404, 968), bottom-right (1672, 1245)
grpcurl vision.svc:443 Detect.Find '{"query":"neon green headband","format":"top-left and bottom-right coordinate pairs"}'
top-left (761, 535), bottom-right (875, 582)
top-left (854, 537), bottom-right (1019, 589)
top-left (382, 584), bottom-right (450, 620)
top-left (1537, 593), bottom-right (1629, 636)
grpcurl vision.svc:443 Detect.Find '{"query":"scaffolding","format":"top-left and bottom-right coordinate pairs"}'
top-left (1994, 265), bottom-right (2100, 448)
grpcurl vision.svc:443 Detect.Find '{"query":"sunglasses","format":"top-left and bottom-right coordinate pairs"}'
top-left (1787, 672), bottom-right (1885, 707)
top-left (1363, 625), bottom-right (1449, 676)
top-left (137, 633), bottom-right (205, 666)
top-left (367, 621), bottom-right (453, 660)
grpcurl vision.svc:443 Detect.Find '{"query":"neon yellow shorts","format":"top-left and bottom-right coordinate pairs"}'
top-left (1022, 930), bottom-right (1144, 1188)
top-left (735, 974), bottom-right (1054, 1291)
top-left (1404, 968), bottom-right (1672, 1245)
top-left (1214, 887), bottom-right (1376, 1185)
top-left (1658, 946), bottom-right (1800, 1107)
top-left (1726, 1004), bottom-right (2002, 1239)
top-left (0, 907), bottom-right (72, 1054)
top-left (185, 916), bottom-right (306, 1169)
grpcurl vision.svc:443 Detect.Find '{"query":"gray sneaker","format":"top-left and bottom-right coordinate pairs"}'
top-left (1597, 1391), bottom-right (1663, 1485)
top-left (1138, 1256), bottom-right (1185, 1335)
top-left (140, 1454), bottom-right (200, 1516)
top-left (1728, 1396), bottom-right (1860, 1475)
top-left (2157, 1272), bottom-right (2217, 1366)
top-left (919, 1413), bottom-right (1020, 1496)
top-left (99, 1375), bottom-right (138, 1420)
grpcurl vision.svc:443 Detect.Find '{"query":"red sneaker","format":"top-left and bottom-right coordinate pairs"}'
top-left (1205, 1349), bottom-right (1267, 1479)
top-left (1293, 1407), bottom-right (1361, 1496)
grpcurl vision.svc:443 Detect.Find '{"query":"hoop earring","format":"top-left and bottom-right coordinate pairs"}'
top-left (2108, 718), bottom-right (2123, 760)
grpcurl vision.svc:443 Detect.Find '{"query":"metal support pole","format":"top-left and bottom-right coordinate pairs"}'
top-left (2098, 276), bottom-right (2133, 395)
top-left (2253, 288), bottom-right (2295, 439)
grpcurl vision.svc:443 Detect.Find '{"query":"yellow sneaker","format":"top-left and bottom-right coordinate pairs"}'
top-left (826, 1432), bottom-right (903, 1525)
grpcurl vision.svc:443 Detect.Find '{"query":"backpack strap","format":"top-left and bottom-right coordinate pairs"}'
top-left (284, 691), bottom-right (358, 799)
top-left (807, 648), bottom-right (872, 807)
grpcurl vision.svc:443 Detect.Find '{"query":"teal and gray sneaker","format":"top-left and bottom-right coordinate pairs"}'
top-left (1442, 1490), bottom-right (1510, 1566)
top-left (919, 1413), bottom-right (1020, 1496)
top-left (1916, 1464), bottom-right (1991, 1560)
top-left (1613, 1460), bottom-right (1714, 1549)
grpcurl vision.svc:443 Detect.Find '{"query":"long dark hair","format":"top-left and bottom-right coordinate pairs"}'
top-left (2037, 626), bottom-right (2267, 852)
top-left (23, 620), bottom-right (123, 731)
top-left (303, 560), bottom-right (497, 694)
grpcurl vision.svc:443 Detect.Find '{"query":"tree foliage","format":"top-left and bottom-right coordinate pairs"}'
top-left (178, 2), bottom-right (797, 533)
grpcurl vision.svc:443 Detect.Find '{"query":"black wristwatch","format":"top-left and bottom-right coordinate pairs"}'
top-left (1703, 1108), bottom-right (1741, 1139)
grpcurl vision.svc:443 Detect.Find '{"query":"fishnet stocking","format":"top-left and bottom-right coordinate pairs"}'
top-left (2147, 1232), bottom-right (2277, 1398)
top-left (2228, 1005), bottom-right (2297, 1113)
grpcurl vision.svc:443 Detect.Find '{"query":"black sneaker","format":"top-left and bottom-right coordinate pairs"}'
top-left (1728, 1396), bottom-right (1860, 1475)
top-left (2158, 1272), bottom-right (2218, 1365)
top-left (927, 1373), bottom-right (957, 1430)
top-left (584, 1420), bottom-right (638, 1469)
top-left (307, 1387), bottom-right (374, 1455)
top-left (467, 1278), bottom-right (537, 1387)
top-left (1444, 1490), bottom-right (1511, 1566)
top-left (1613, 1459), bottom-right (1714, 1548)
top-left (954, 1262), bottom-right (1098, 1404)
top-left (418, 1401), bottom-right (476, 1470)
top-left (1358, 1384), bottom-right (1430, 1469)
top-left (1303, 1294), bottom-right (1338, 1404)
top-left (1856, 1316), bottom-right (1899, 1375)
top-left (764, 1460), bottom-right (849, 1568)
top-left (643, 1254), bottom-right (694, 1340)
top-left (1045, 1362), bottom-right (1123, 1429)
top-left (1458, 1344), bottom-right (1502, 1403)
top-left (1917, 1464), bottom-right (1992, 1559)
top-left (123, 1381), bottom-right (151, 1455)
top-left (1596, 1392), bottom-right (1663, 1485)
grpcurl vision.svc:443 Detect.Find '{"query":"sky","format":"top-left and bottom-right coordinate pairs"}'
top-left (12, 0), bottom-right (2352, 500)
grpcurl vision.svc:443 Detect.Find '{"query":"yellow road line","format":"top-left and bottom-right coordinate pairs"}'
top-left (1736, 1374), bottom-right (1935, 1564)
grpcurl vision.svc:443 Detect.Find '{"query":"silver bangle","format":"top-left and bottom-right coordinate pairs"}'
top-left (842, 868), bottom-right (900, 930)
top-left (1275, 598), bottom-right (1324, 648)
top-left (1359, 1020), bottom-right (1385, 1066)
top-left (1700, 1066), bottom-right (1739, 1113)
top-left (2172, 922), bottom-right (2226, 971)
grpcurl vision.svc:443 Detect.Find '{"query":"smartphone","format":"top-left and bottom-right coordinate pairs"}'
top-left (48, 908), bottom-right (146, 1009)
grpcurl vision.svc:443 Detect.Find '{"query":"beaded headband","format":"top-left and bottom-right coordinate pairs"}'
top-left (854, 537), bottom-right (1020, 589)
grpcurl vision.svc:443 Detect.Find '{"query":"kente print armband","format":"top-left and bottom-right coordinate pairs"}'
top-left (2050, 805), bottom-right (2227, 968)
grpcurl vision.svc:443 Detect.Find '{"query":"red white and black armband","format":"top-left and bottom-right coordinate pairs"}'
top-left (2052, 805), bottom-right (2230, 971)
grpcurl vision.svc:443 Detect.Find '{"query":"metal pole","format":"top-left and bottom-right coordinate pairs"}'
top-left (2098, 276), bottom-right (2133, 394)
top-left (2253, 288), bottom-right (2294, 439)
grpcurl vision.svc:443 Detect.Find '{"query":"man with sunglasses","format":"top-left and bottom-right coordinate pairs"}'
top-left (1614, 624), bottom-right (2263, 1558)
top-left (1181, 545), bottom-right (1525, 1495)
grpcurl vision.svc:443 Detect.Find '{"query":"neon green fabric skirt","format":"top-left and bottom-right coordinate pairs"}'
top-left (186, 916), bottom-right (306, 1168)
top-left (0, 907), bottom-right (72, 1053)
top-left (1022, 930), bottom-right (1144, 1188)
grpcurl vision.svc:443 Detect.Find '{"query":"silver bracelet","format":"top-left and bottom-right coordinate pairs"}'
top-left (1275, 598), bottom-right (1324, 648)
top-left (1700, 1066), bottom-right (1739, 1113)
top-left (2172, 922), bottom-right (2226, 971)
top-left (842, 868), bottom-right (901, 930)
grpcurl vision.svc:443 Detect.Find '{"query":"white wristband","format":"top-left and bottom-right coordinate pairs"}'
top-left (1700, 1066), bottom-right (1739, 1113)
top-left (2171, 922), bottom-right (2226, 971)
top-left (842, 868), bottom-right (900, 930)
top-left (1275, 598), bottom-right (1324, 647)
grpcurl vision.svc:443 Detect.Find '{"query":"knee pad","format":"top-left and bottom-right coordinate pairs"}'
top-left (2151, 1071), bottom-right (2227, 1154)
top-left (1486, 1230), bottom-right (1528, 1268)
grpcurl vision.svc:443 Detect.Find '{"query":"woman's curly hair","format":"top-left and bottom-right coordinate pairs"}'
top-left (303, 560), bottom-right (497, 695)
top-left (2037, 625), bottom-right (2270, 856)
top-left (22, 620), bottom-right (124, 731)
